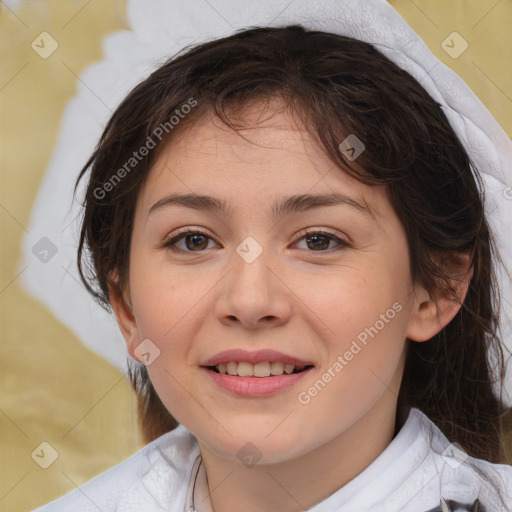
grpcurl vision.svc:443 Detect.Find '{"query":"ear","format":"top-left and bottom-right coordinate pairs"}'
top-left (406, 252), bottom-right (474, 342)
top-left (107, 270), bottom-right (141, 359)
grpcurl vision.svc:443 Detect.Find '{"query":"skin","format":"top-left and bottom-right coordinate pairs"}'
top-left (110, 99), bottom-right (471, 512)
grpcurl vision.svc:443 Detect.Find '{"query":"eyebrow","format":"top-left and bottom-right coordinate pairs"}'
top-left (148, 192), bottom-right (374, 219)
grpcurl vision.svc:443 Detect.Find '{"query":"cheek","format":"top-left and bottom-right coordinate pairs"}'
top-left (129, 255), bottom-right (210, 340)
top-left (295, 289), bottom-right (408, 440)
top-left (298, 258), bottom-right (410, 399)
top-left (127, 271), bottom-right (202, 426)
top-left (300, 258), bottom-right (408, 347)
top-left (126, 252), bottom-right (218, 417)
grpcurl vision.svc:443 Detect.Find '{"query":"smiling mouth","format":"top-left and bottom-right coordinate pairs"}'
top-left (206, 361), bottom-right (315, 377)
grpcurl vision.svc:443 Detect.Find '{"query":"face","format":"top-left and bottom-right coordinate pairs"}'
top-left (116, 101), bottom-right (427, 465)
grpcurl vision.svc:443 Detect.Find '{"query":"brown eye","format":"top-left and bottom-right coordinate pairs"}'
top-left (306, 233), bottom-right (330, 250)
top-left (184, 233), bottom-right (209, 251)
top-left (295, 230), bottom-right (349, 252)
top-left (164, 230), bottom-right (216, 252)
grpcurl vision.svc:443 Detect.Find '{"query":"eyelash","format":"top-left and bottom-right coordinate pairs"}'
top-left (161, 228), bottom-right (350, 254)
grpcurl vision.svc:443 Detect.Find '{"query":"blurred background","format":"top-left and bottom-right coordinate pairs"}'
top-left (0, 1), bottom-right (511, 511)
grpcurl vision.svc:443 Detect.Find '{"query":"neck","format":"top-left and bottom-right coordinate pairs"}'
top-left (197, 396), bottom-right (400, 512)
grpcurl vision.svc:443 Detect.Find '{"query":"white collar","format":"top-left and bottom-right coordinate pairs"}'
top-left (182, 408), bottom-right (505, 511)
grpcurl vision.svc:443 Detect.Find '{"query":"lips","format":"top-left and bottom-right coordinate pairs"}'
top-left (200, 348), bottom-right (314, 368)
top-left (201, 360), bottom-right (314, 397)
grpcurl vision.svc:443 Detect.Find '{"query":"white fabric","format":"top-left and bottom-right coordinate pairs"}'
top-left (30, 408), bottom-right (512, 511)
top-left (18, 0), bottom-right (512, 404)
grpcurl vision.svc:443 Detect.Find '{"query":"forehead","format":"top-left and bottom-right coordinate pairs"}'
top-left (164, 101), bottom-right (325, 173)
top-left (138, 101), bottom-right (387, 220)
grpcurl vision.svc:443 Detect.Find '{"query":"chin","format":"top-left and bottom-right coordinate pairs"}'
top-left (200, 426), bottom-right (311, 466)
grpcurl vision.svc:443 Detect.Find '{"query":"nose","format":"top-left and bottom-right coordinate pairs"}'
top-left (214, 243), bottom-right (292, 330)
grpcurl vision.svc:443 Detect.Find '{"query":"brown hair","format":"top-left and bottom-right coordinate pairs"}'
top-left (75, 25), bottom-right (510, 464)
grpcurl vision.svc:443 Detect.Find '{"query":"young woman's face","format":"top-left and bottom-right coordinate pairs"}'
top-left (121, 102), bottom-right (424, 464)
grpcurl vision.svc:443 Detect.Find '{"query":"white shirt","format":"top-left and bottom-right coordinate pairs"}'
top-left (32, 408), bottom-right (512, 511)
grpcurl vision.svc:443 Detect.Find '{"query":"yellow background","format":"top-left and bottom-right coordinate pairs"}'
top-left (0, 1), bottom-right (511, 511)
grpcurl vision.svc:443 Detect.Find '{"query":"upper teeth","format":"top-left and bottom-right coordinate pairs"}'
top-left (216, 361), bottom-right (306, 377)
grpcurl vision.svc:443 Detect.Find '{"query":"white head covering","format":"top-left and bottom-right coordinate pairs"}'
top-left (20, 0), bottom-right (512, 404)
